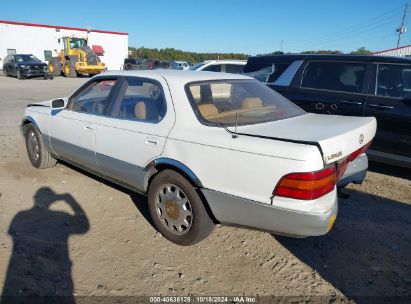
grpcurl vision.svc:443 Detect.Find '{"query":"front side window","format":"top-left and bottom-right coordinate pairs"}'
top-left (302, 61), bottom-right (366, 93)
top-left (109, 77), bottom-right (166, 123)
top-left (376, 64), bottom-right (411, 98)
top-left (186, 80), bottom-right (305, 126)
top-left (225, 64), bottom-right (244, 74)
top-left (68, 79), bottom-right (117, 114)
top-left (202, 64), bottom-right (222, 72)
top-left (190, 63), bottom-right (205, 70)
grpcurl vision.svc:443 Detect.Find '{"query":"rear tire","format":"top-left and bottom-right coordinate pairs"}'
top-left (148, 170), bottom-right (215, 246)
top-left (25, 124), bottom-right (57, 169)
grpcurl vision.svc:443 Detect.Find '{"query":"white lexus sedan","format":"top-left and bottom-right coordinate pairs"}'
top-left (21, 70), bottom-right (376, 245)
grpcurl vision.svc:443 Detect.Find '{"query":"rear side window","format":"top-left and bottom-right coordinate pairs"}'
top-left (267, 63), bottom-right (291, 82)
top-left (109, 77), bottom-right (166, 123)
top-left (68, 79), bottom-right (117, 114)
top-left (376, 64), bottom-right (411, 98)
top-left (243, 63), bottom-right (291, 83)
top-left (225, 64), bottom-right (244, 74)
top-left (302, 61), bottom-right (366, 93)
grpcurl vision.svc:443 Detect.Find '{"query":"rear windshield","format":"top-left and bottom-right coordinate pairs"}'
top-left (186, 80), bottom-right (305, 126)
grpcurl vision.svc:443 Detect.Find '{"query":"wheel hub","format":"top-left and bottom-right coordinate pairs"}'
top-left (155, 184), bottom-right (193, 235)
top-left (165, 200), bottom-right (179, 220)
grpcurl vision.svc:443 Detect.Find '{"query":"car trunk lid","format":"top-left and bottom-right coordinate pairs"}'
top-left (233, 113), bottom-right (377, 164)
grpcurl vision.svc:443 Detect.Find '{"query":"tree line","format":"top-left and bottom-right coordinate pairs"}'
top-left (128, 47), bottom-right (248, 63)
top-left (128, 47), bottom-right (373, 62)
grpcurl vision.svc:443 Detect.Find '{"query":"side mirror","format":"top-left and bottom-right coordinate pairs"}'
top-left (51, 99), bottom-right (65, 109)
top-left (58, 38), bottom-right (61, 43)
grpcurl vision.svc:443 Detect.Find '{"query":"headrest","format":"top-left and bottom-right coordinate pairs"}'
top-left (241, 97), bottom-right (263, 109)
top-left (198, 104), bottom-right (218, 117)
top-left (135, 101), bottom-right (146, 120)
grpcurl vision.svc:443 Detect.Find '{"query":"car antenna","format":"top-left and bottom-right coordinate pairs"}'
top-left (232, 110), bottom-right (239, 138)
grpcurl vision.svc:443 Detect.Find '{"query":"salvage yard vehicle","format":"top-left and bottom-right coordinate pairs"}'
top-left (48, 36), bottom-right (105, 78)
top-left (123, 58), bottom-right (151, 70)
top-left (190, 59), bottom-right (246, 74)
top-left (244, 54), bottom-right (411, 168)
top-left (21, 70), bottom-right (376, 245)
top-left (2, 54), bottom-right (52, 80)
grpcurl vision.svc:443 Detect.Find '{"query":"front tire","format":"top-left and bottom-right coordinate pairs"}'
top-left (148, 170), bottom-right (215, 246)
top-left (63, 61), bottom-right (77, 78)
top-left (49, 58), bottom-right (62, 76)
top-left (17, 69), bottom-right (24, 80)
top-left (25, 124), bottom-right (57, 169)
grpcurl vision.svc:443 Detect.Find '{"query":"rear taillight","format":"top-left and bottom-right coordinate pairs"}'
top-left (274, 166), bottom-right (337, 200)
top-left (348, 141), bottom-right (372, 162)
top-left (274, 141), bottom-right (372, 201)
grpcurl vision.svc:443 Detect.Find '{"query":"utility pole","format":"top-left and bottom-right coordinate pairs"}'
top-left (397, 2), bottom-right (408, 48)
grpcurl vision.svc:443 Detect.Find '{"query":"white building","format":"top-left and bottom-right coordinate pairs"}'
top-left (373, 44), bottom-right (411, 57)
top-left (0, 20), bottom-right (128, 70)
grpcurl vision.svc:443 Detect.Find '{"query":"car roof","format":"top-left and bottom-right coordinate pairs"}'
top-left (203, 59), bottom-right (247, 64)
top-left (246, 54), bottom-right (411, 65)
top-left (102, 69), bottom-right (252, 82)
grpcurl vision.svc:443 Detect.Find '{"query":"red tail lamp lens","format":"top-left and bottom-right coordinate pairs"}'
top-left (274, 166), bottom-right (337, 200)
top-left (348, 141), bottom-right (372, 162)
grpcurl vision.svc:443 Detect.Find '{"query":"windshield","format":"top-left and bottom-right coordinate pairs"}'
top-left (15, 55), bottom-right (41, 63)
top-left (186, 80), bottom-right (305, 126)
top-left (190, 63), bottom-right (205, 70)
top-left (70, 38), bottom-right (87, 48)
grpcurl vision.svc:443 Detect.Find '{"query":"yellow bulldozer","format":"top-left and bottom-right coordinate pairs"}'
top-left (48, 36), bottom-right (106, 78)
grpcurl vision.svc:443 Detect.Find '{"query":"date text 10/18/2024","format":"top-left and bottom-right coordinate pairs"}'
top-left (149, 296), bottom-right (258, 303)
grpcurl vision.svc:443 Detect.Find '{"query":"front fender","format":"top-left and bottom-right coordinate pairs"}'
top-left (20, 116), bottom-right (40, 135)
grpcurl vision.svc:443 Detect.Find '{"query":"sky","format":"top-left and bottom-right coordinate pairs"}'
top-left (1, 0), bottom-right (409, 55)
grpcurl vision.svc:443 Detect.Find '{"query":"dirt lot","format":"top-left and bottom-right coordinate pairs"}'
top-left (0, 75), bottom-right (410, 303)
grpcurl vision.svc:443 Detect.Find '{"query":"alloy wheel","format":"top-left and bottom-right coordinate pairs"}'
top-left (155, 184), bottom-right (193, 235)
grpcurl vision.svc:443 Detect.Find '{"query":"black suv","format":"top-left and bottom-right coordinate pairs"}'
top-left (123, 58), bottom-right (150, 70)
top-left (244, 54), bottom-right (411, 168)
top-left (3, 54), bottom-right (52, 80)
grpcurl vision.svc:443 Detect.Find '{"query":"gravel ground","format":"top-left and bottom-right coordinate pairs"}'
top-left (0, 75), bottom-right (410, 303)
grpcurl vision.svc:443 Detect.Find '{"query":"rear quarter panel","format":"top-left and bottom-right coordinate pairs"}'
top-left (163, 125), bottom-right (330, 213)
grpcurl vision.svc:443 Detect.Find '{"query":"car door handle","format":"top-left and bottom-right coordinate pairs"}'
top-left (84, 126), bottom-right (94, 131)
top-left (367, 104), bottom-right (394, 110)
top-left (339, 100), bottom-right (362, 105)
top-left (145, 138), bottom-right (158, 146)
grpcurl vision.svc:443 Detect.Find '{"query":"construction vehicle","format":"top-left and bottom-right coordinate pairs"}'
top-left (48, 36), bottom-right (105, 78)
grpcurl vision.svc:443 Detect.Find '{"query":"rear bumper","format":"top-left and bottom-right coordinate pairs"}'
top-left (337, 153), bottom-right (368, 188)
top-left (202, 189), bottom-right (338, 237)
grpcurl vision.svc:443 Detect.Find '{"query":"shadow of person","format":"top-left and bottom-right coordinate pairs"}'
top-left (1, 187), bottom-right (89, 304)
top-left (275, 189), bottom-right (411, 303)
